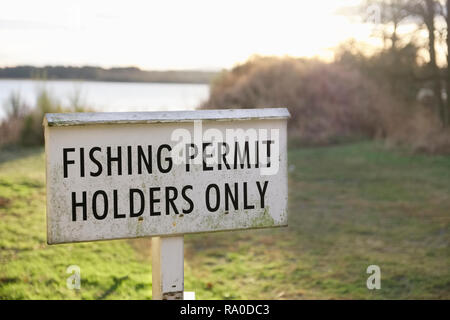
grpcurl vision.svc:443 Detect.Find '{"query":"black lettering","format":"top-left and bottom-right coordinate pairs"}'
top-left (71, 191), bottom-right (87, 221)
top-left (185, 143), bottom-right (198, 172)
top-left (130, 189), bottom-right (145, 217)
top-left (92, 190), bottom-right (108, 220)
top-left (224, 183), bottom-right (238, 211)
top-left (138, 145), bottom-right (152, 174)
top-left (63, 148), bottom-right (75, 178)
top-left (80, 147), bottom-right (85, 177)
top-left (256, 181), bottom-right (269, 208)
top-left (255, 141), bottom-right (259, 168)
top-left (243, 182), bottom-right (255, 210)
top-left (206, 184), bottom-right (220, 212)
top-left (127, 146), bottom-right (132, 175)
top-left (262, 140), bottom-right (274, 168)
top-left (234, 141), bottom-right (251, 169)
top-left (89, 147), bottom-right (102, 177)
top-left (218, 142), bottom-right (230, 170)
top-left (149, 187), bottom-right (161, 216)
top-left (165, 186), bottom-right (179, 215)
top-left (107, 146), bottom-right (122, 176)
top-left (112, 189), bottom-right (124, 219)
top-left (202, 142), bottom-right (214, 171)
top-left (157, 144), bottom-right (172, 173)
top-left (181, 185), bottom-right (194, 214)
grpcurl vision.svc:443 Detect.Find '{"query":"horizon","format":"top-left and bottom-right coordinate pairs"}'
top-left (0, 64), bottom-right (221, 72)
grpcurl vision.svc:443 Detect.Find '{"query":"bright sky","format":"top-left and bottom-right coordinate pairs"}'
top-left (0, 0), bottom-right (378, 70)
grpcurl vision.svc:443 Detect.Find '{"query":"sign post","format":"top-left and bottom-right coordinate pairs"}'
top-left (152, 236), bottom-right (184, 300)
top-left (43, 108), bottom-right (290, 300)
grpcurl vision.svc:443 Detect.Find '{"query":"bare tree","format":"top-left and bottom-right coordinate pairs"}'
top-left (362, 0), bottom-right (410, 51)
top-left (446, 0), bottom-right (449, 124)
top-left (358, 0), bottom-right (449, 126)
top-left (407, 0), bottom-right (447, 125)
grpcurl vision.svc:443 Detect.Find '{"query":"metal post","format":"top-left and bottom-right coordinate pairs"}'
top-left (152, 236), bottom-right (184, 300)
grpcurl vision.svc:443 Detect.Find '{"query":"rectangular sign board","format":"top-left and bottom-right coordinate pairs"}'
top-left (44, 108), bottom-right (289, 244)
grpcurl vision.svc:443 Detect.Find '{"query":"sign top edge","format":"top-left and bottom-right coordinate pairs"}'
top-left (43, 108), bottom-right (291, 127)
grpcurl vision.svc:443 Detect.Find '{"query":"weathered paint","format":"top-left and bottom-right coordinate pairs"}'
top-left (44, 108), bottom-right (290, 127)
top-left (152, 236), bottom-right (184, 300)
top-left (44, 109), bottom-right (289, 244)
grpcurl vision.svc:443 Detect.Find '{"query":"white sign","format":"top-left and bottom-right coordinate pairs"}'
top-left (44, 108), bottom-right (289, 244)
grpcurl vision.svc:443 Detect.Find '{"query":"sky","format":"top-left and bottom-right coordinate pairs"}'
top-left (0, 0), bottom-right (379, 70)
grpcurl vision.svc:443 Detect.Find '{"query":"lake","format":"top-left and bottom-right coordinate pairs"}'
top-left (0, 79), bottom-right (210, 120)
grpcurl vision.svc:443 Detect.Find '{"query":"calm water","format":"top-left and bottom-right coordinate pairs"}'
top-left (0, 79), bottom-right (210, 120)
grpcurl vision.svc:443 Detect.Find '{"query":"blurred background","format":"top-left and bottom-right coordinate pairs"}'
top-left (0, 0), bottom-right (448, 299)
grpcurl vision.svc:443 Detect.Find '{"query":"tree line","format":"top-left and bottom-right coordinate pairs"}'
top-left (0, 66), bottom-right (217, 84)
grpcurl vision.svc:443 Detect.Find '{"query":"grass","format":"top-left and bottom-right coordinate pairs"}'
top-left (0, 142), bottom-right (449, 299)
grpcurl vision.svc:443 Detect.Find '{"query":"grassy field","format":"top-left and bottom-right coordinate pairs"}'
top-left (0, 142), bottom-right (449, 299)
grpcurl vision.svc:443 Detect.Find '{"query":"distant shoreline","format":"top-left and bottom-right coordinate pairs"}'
top-left (0, 66), bottom-right (218, 84)
top-left (0, 78), bottom-right (212, 85)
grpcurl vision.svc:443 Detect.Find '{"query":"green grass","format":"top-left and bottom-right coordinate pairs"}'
top-left (0, 142), bottom-right (449, 299)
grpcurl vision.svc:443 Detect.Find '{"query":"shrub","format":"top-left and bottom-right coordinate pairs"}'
top-left (385, 108), bottom-right (450, 155)
top-left (1, 85), bottom-right (91, 147)
top-left (0, 91), bottom-right (28, 145)
top-left (19, 88), bottom-right (63, 146)
top-left (202, 56), bottom-right (396, 145)
top-left (0, 117), bottom-right (24, 146)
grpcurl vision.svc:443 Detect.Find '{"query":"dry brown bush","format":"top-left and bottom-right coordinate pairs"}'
top-left (202, 56), bottom-right (450, 153)
top-left (0, 87), bottom-right (92, 147)
top-left (0, 117), bottom-right (24, 146)
top-left (385, 107), bottom-right (450, 155)
top-left (202, 56), bottom-right (396, 145)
